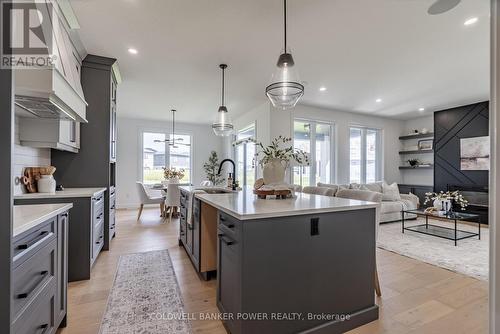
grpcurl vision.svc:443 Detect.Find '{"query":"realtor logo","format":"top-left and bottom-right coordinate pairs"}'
top-left (1, 0), bottom-right (56, 69)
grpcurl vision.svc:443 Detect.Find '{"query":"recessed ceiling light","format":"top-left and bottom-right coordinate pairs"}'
top-left (419, 107), bottom-right (425, 112)
top-left (375, 98), bottom-right (382, 103)
top-left (128, 48), bottom-right (138, 54)
top-left (319, 87), bottom-right (327, 91)
top-left (464, 17), bottom-right (478, 26)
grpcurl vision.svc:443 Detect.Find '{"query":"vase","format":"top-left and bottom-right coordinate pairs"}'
top-left (168, 177), bottom-right (179, 184)
top-left (263, 158), bottom-right (286, 184)
top-left (433, 199), bottom-right (451, 213)
top-left (38, 175), bottom-right (56, 193)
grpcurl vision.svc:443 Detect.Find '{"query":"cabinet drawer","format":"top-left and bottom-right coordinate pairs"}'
top-left (12, 238), bottom-right (56, 320)
top-left (93, 192), bottom-right (105, 210)
top-left (13, 218), bottom-right (56, 267)
top-left (12, 278), bottom-right (57, 334)
top-left (93, 205), bottom-right (105, 227)
top-left (93, 221), bottom-right (104, 260)
top-left (218, 212), bottom-right (239, 237)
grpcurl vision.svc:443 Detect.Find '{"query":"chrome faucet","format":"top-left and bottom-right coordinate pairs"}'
top-left (217, 159), bottom-right (237, 190)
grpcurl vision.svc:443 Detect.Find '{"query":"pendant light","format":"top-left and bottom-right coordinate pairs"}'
top-left (154, 109), bottom-right (190, 147)
top-left (212, 64), bottom-right (234, 136)
top-left (265, 0), bottom-right (304, 110)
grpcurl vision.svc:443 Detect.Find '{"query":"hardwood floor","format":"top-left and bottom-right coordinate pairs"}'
top-left (60, 208), bottom-right (488, 334)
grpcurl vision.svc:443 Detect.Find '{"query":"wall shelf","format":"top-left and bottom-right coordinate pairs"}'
top-left (399, 165), bottom-right (433, 170)
top-left (399, 133), bottom-right (434, 140)
top-left (399, 149), bottom-right (434, 155)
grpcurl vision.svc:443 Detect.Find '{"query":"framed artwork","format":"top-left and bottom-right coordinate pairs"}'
top-left (418, 139), bottom-right (433, 151)
top-left (460, 136), bottom-right (490, 170)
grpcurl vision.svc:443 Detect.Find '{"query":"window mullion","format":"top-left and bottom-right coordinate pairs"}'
top-left (310, 122), bottom-right (317, 186)
top-left (361, 128), bottom-right (367, 184)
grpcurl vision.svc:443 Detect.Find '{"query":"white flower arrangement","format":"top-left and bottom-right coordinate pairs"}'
top-left (424, 190), bottom-right (469, 210)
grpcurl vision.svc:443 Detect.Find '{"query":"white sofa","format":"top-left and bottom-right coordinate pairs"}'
top-left (315, 181), bottom-right (418, 223)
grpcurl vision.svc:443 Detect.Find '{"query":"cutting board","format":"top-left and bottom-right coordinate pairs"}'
top-left (22, 166), bottom-right (56, 193)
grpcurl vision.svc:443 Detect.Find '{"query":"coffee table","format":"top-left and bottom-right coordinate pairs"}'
top-left (401, 209), bottom-right (481, 246)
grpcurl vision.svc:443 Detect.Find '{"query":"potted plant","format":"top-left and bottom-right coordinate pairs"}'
top-left (407, 158), bottom-right (420, 167)
top-left (253, 136), bottom-right (309, 184)
top-left (203, 151), bottom-right (224, 186)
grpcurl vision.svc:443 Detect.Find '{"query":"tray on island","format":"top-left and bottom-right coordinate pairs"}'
top-left (253, 188), bottom-right (292, 199)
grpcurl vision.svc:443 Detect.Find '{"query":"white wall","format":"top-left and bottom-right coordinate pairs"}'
top-left (233, 102), bottom-right (271, 146)
top-left (116, 117), bottom-right (224, 208)
top-left (401, 115), bottom-right (434, 186)
top-left (12, 116), bottom-right (51, 195)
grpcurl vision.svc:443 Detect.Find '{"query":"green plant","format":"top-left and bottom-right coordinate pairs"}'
top-left (254, 135), bottom-right (309, 167)
top-left (203, 151), bottom-right (224, 185)
top-left (407, 158), bottom-right (420, 167)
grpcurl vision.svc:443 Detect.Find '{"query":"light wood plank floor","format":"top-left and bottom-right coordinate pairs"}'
top-left (59, 208), bottom-right (488, 334)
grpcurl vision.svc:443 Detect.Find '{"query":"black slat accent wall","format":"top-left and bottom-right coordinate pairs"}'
top-left (434, 101), bottom-right (490, 192)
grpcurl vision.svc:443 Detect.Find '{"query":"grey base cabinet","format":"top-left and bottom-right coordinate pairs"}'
top-left (216, 209), bottom-right (379, 334)
top-left (15, 191), bottom-right (106, 282)
top-left (11, 211), bottom-right (70, 334)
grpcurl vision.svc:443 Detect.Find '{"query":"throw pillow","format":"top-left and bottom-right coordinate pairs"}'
top-left (382, 181), bottom-right (401, 201)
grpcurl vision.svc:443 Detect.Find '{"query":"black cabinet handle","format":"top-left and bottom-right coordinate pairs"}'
top-left (95, 236), bottom-right (103, 244)
top-left (218, 233), bottom-right (234, 246)
top-left (227, 223), bottom-right (235, 228)
top-left (16, 270), bottom-right (49, 299)
top-left (38, 324), bottom-right (49, 334)
top-left (219, 216), bottom-right (226, 222)
top-left (17, 231), bottom-right (50, 250)
top-left (61, 213), bottom-right (68, 218)
top-left (187, 223), bottom-right (193, 230)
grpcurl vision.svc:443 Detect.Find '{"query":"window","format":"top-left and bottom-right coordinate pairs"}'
top-left (349, 127), bottom-right (382, 184)
top-left (293, 119), bottom-right (334, 187)
top-left (234, 124), bottom-right (256, 186)
top-left (142, 132), bottom-right (192, 184)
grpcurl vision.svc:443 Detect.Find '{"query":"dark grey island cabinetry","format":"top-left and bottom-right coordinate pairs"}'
top-left (12, 204), bottom-right (72, 334)
top-left (195, 188), bottom-right (380, 334)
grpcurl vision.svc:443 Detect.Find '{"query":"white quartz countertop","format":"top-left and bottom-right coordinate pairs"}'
top-left (194, 187), bottom-right (378, 220)
top-left (14, 187), bottom-right (107, 199)
top-left (13, 203), bottom-right (73, 237)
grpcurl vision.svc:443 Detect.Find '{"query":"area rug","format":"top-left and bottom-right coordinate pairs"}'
top-left (99, 250), bottom-right (192, 334)
top-left (377, 218), bottom-right (488, 281)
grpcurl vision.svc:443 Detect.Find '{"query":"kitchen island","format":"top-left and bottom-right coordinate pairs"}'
top-left (180, 186), bottom-right (379, 334)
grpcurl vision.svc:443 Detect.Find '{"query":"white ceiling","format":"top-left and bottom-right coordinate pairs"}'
top-left (70, 0), bottom-right (490, 123)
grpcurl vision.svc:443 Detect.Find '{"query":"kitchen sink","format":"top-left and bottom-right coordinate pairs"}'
top-left (195, 187), bottom-right (235, 194)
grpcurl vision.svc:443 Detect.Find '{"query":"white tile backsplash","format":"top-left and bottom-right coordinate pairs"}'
top-left (13, 116), bottom-right (51, 195)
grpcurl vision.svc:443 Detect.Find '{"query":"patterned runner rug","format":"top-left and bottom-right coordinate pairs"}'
top-left (99, 250), bottom-right (192, 333)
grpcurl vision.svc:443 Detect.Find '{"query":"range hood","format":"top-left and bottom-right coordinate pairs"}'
top-left (15, 61), bottom-right (88, 123)
top-left (14, 1), bottom-right (88, 123)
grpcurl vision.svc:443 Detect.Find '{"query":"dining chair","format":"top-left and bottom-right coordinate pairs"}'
top-left (136, 182), bottom-right (166, 221)
top-left (165, 183), bottom-right (180, 223)
top-left (336, 188), bottom-right (383, 297)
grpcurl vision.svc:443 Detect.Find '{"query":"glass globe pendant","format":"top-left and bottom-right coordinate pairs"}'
top-left (265, 0), bottom-right (304, 110)
top-left (212, 64), bottom-right (234, 136)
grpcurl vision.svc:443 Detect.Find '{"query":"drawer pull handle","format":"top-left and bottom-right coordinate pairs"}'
top-left (38, 324), bottom-right (49, 334)
top-left (61, 213), bottom-right (69, 218)
top-left (95, 236), bottom-right (103, 244)
top-left (17, 231), bottom-right (49, 250)
top-left (220, 216), bottom-right (226, 222)
top-left (187, 223), bottom-right (193, 230)
top-left (17, 270), bottom-right (49, 299)
top-left (218, 234), bottom-right (234, 246)
top-left (226, 223), bottom-right (235, 228)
